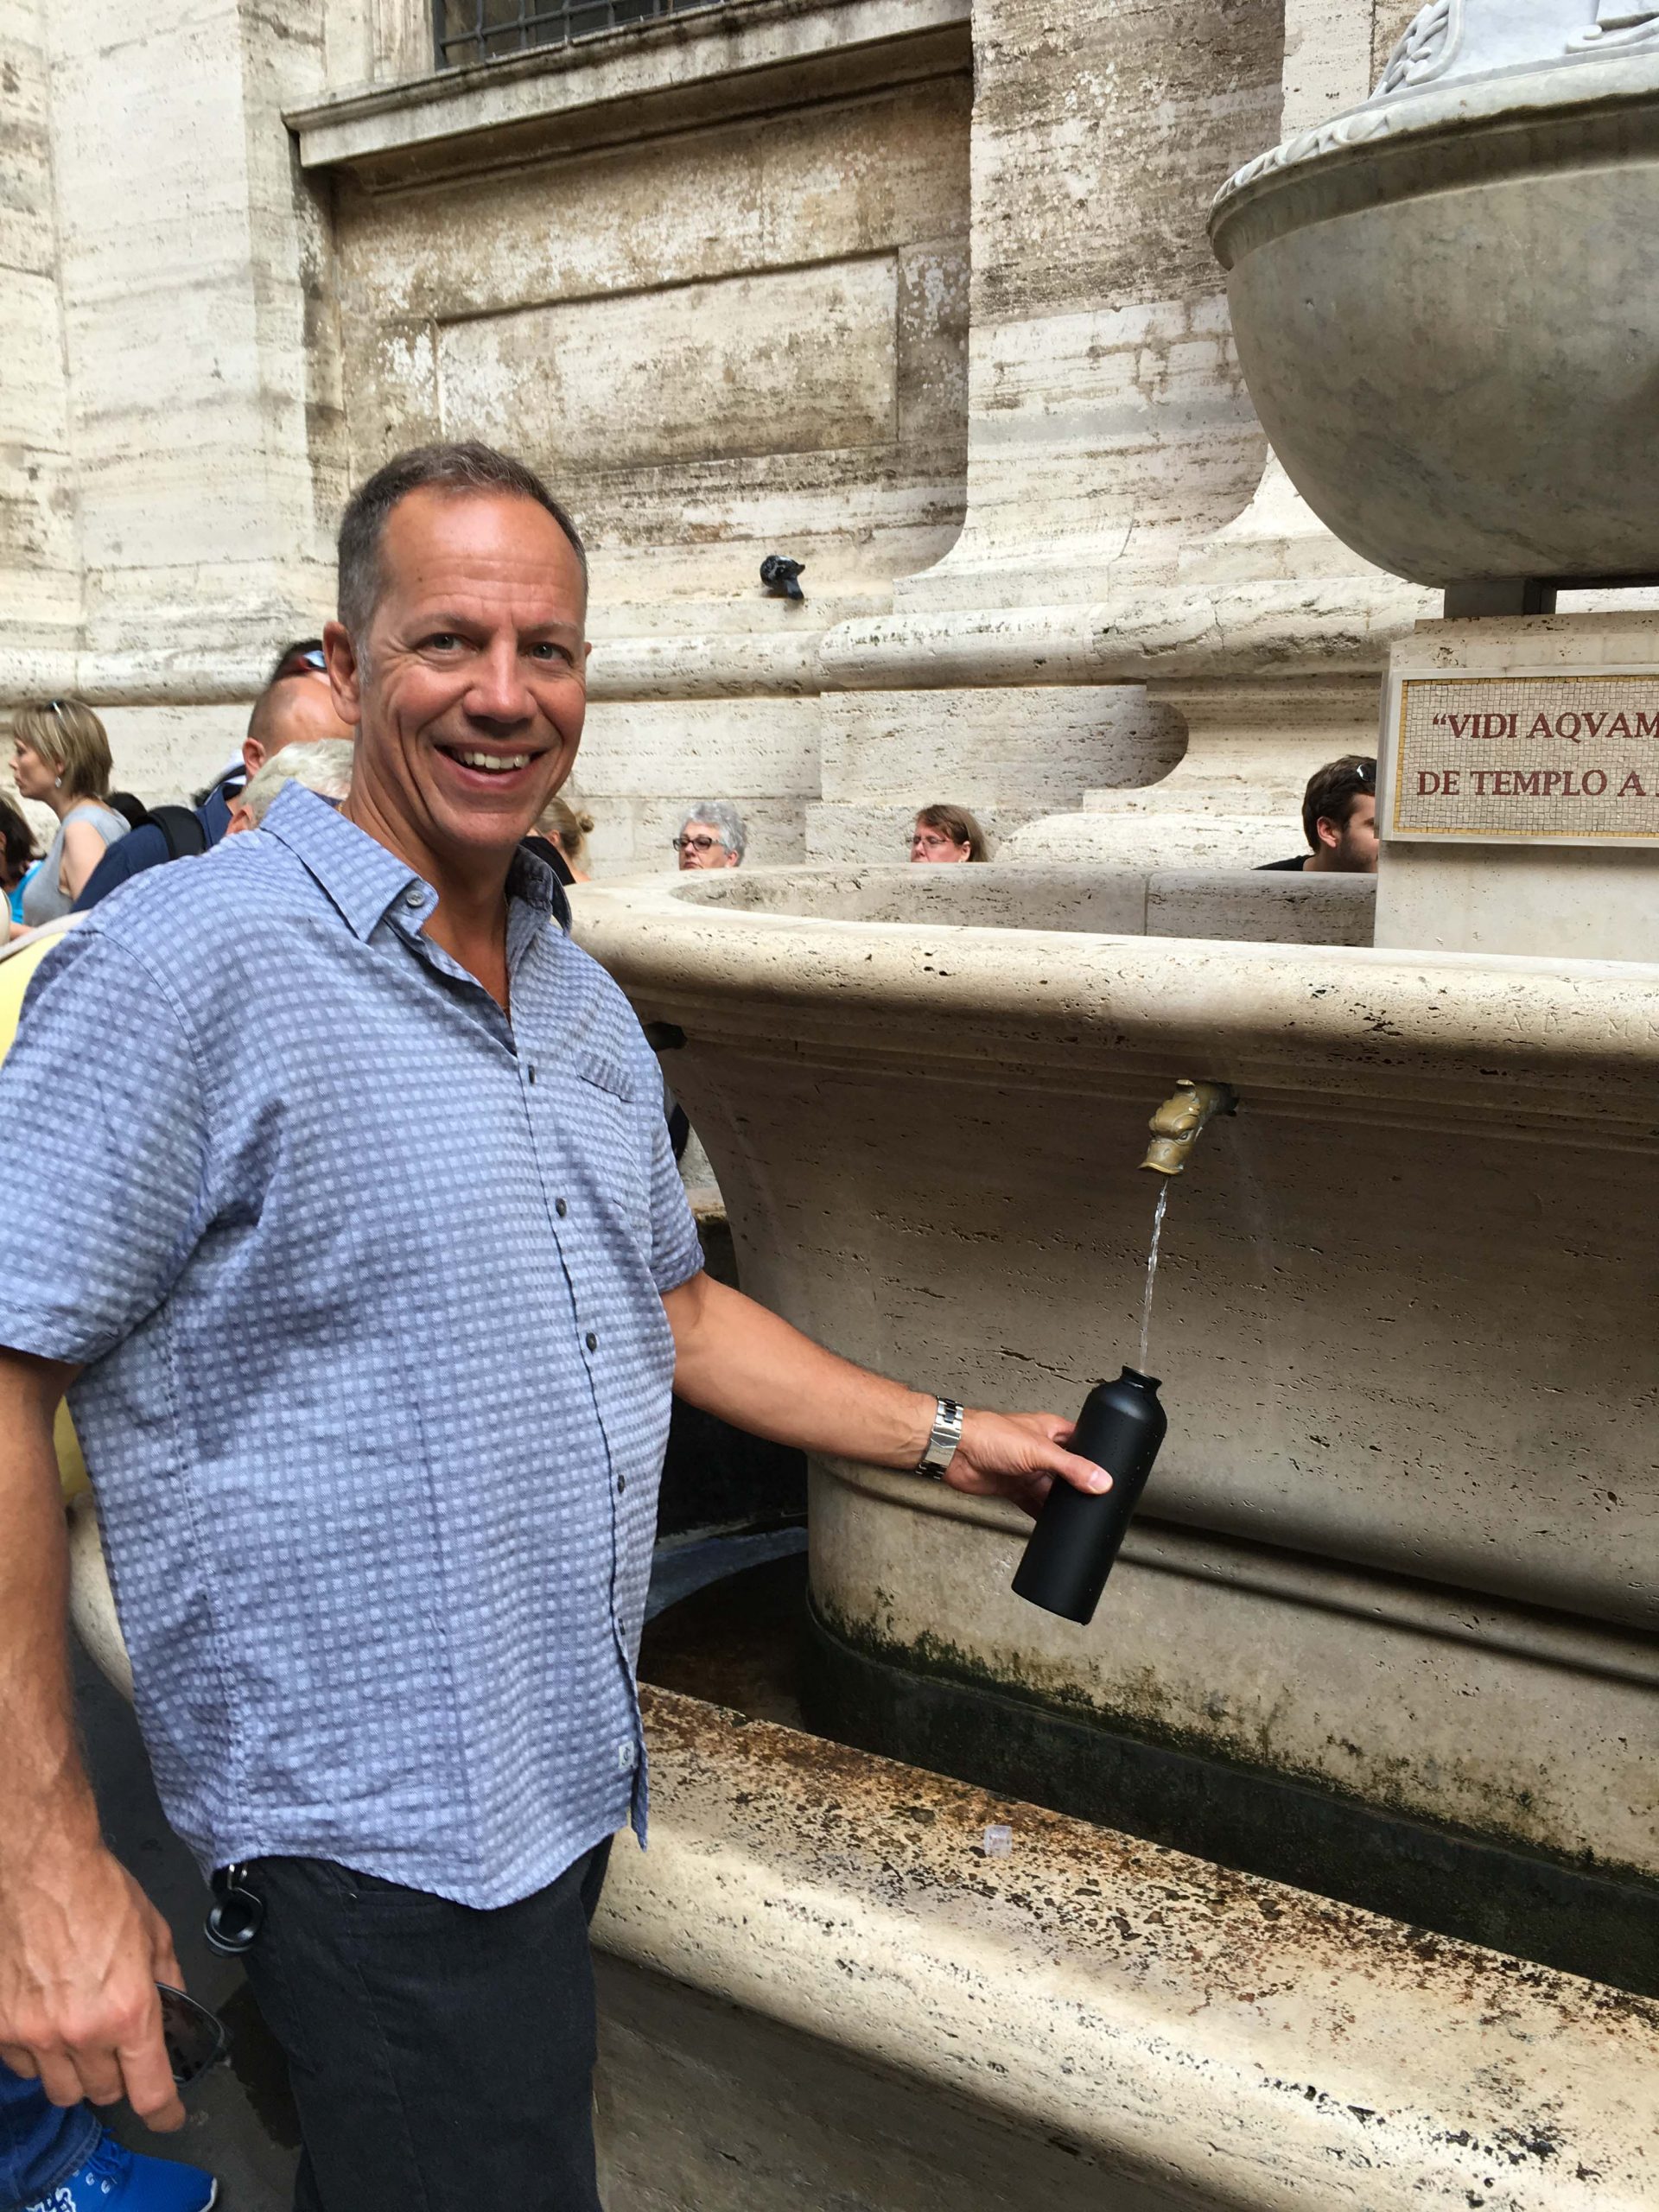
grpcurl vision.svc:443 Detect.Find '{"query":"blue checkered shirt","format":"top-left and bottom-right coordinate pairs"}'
top-left (0, 785), bottom-right (702, 1906)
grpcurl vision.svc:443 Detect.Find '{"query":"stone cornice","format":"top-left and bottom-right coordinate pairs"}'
top-left (0, 578), bottom-right (1431, 711)
top-left (287, 0), bottom-right (971, 188)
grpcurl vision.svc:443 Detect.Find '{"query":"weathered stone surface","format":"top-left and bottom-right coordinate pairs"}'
top-left (576, 866), bottom-right (1659, 1867)
top-left (314, 32), bottom-right (971, 861)
top-left (6, 0), bottom-right (1442, 868)
top-left (590, 1688), bottom-right (1659, 2210)
top-left (1216, 25), bottom-right (1659, 585)
top-left (906, 0), bottom-right (1283, 605)
top-left (329, 67), bottom-right (970, 607)
top-left (43, 0), bottom-right (340, 662)
top-left (0, 0), bottom-right (78, 646)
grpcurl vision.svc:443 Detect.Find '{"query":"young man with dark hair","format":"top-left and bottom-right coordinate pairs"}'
top-left (1259, 754), bottom-right (1378, 874)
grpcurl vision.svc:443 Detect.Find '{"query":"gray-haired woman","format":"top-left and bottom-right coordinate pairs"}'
top-left (674, 800), bottom-right (747, 871)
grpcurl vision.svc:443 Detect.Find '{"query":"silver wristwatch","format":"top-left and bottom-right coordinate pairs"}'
top-left (916, 1397), bottom-right (964, 1478)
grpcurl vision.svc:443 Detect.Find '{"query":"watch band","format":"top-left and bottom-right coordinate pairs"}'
top-left (916, 1397), bottom-right (964, 1478)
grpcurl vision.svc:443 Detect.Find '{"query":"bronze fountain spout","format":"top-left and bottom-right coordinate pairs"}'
top-left (1140, 1079), bottom-right (1239, 1175)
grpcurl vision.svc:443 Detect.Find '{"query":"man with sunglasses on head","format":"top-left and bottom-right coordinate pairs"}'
top-left (71, 641), bottom-right (355, 913)
top-left (0, 442), bottom-right (1108, 2212)
top-left (1258, 754), bottom-right (1379, 874)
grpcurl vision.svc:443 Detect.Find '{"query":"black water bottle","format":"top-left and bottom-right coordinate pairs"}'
top-left (1012, 1368), bottom-right (1167, 1624)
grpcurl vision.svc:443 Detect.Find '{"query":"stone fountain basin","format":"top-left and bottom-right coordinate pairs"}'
top-left (668, 861), bottom-right (1375, 944)
top-left (1210, 49), bottom-right (1659, 585)
top-left (576, 867), bottom-right (1659, 1879)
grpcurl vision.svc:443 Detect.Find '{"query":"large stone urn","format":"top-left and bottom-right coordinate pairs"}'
top-left (1211, 2), bottom-right (1659, 585)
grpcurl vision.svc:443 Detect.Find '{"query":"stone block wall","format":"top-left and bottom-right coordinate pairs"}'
top-left (3, 0), bottom-right (1441, 876)
top-left (328, 73), bottom-right (971, 610)
top-left (935, 0), bottom-right (1285, 602)
top-left (0, 0), bottom-right (78, 659)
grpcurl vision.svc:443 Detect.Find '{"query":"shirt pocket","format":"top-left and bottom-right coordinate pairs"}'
top-left (567, 1046), bottom-right (637, 1106)
top-left (564, 1047), bottom-right (652, 1236)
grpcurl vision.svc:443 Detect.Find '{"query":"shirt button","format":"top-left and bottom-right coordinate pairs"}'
top-left (616, 1474), bottom-right (626, 1496)
top-left (616, 1740), bottom-right (636, 1773)
top-left (555, 1198), bottom-right (568, 1218)
top-left (585, 1331), bottom-right (598, 1351)
top-left (402, 887), bottom-right (423, 909)
top-left (527, 1065), bottom-right (537, 1085)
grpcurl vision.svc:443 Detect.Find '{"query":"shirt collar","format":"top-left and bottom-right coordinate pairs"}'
top-left (505, 838), bottom-right (563, 922)
top-left (259, 780), bottom-right (568, 944)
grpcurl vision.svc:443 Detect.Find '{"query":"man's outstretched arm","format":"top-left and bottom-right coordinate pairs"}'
top-left (663, 1271), bottom-right (1109, 1515)
top-left (0, 1348), bottom-right (184, 2131)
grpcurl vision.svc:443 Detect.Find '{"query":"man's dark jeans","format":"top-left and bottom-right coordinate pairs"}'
top-left (238, 1840), bottom-right (612, 2211)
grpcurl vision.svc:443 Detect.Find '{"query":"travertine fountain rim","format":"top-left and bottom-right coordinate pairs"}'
top-left (576, 870), bottom-right (1659, 1137)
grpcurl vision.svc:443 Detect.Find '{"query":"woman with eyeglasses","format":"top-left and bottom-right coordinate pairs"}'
top-left (674, 800), bottom-right (746, 870)
top-left (5, 702), bottom-right (129, 940)
top-left (909, 802), bottom-right (989, 864)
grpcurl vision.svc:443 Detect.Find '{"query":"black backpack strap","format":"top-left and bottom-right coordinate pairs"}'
top-left (145, 805), bottom-right (211, 862)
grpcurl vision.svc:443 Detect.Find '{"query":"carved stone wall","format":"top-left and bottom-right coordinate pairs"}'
top-left (0, 0), bottom-right (78, 665)
top-left (331, 80), bottom-right (971, 613)
top-left (912, 0), bottom-right (1285, 603)
top-left (5, 0), bottom-right (1445, 873)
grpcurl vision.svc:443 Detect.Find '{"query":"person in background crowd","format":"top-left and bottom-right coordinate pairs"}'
top-left (1, 799), bottom-right (37, 930)
top-left (5, 703), bottom-right (129, 940)
top-left (538, 796), bottom-right (594, 881)
top-left (1259, 755), bottom-right (1378, 874)
top-left (226, 740), bottom-right (356, 834)
top-left (73, 640), bottom-right (354, 912)
top-left (675, 800), bottom-right (745, 870)
top-left (910, 803), bottom-right (988, 863)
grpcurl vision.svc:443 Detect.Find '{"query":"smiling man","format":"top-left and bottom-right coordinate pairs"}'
top-left (0, 443), bottom-right (1107, 2212)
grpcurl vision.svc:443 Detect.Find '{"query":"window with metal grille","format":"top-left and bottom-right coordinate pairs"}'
top-left (434, 0), bottom-right (734, 67)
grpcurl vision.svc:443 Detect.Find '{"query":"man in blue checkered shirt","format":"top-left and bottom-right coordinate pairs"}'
top-left (0, 443), bottom-right (1109, 2212)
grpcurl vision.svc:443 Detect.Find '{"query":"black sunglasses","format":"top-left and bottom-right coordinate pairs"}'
top-left (158, 1984), bottom-right (228, 2088)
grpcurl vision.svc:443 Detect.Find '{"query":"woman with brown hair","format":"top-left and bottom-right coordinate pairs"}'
top-left (6, 700), bottom-right (129, 938)
top-left (909, 802), bottom-right (989, 863)
top-left (1, 795), bottom-right (38, 928)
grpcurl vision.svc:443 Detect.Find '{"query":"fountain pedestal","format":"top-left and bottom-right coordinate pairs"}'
top-left (1376, 612), bottom-right (1659, 960)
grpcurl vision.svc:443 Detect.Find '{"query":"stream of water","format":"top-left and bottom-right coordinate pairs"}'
top-left (1137, 1181), bottom-right (1170, 1375)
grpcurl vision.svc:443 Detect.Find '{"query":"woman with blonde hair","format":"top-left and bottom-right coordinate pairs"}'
top-left (535, 795), bottom-right (595, 882)
top-left (6, 700), bottom-right (129, 938)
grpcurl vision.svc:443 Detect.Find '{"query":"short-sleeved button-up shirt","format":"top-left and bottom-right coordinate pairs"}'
top-left (0, 783), bottom-right (702, 1907)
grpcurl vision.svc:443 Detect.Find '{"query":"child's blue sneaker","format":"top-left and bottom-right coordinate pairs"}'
top-left (25, 2129), bottom-right (217, 2210)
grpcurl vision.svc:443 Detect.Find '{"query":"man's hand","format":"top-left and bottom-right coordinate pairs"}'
top-left (0, 1346), bottom-right (186, 2131)
top-left (0, 1840), bottom-right (185, 2129)
top-left (945, 1409), bottom-right (1110, 1518)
